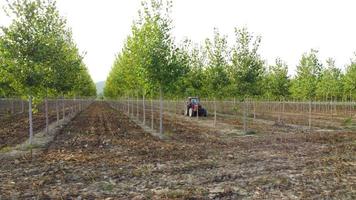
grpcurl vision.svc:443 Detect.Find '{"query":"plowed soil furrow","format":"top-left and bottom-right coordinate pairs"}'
top-left (0, 102), bottom-right (355, 199)
top-left (0, 109), bottom-right (73, 149)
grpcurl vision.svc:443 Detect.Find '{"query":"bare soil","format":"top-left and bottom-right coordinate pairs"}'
top-left (0, 102), bottom-right (355, 199)
top-left (0, 109), bottom-right (72, 149)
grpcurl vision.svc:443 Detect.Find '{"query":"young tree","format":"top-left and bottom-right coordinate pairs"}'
top-left (204, 28), bottom-right (230, 98)
top-left (175, 41), bottom-right (207, 97)
top-left (264, 58), bottom-right (290, 99)
top-left (0, 45), bottom-right (18, 97)
top-left (1, 0), bottom-right (96, 143)
top-left (230, 27), bottom-right (265, 98)
top-left (343, 55), bottom-right (356, 99)
top-left (290, 49), bottom-right (322, 100)
top-left (104, 0), bottom-right (188, 134)
top-left (316, 58), bottom-right (343, 100)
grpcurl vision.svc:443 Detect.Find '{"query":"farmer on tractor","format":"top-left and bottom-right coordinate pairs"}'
top-left (184, 97), bottom-right (207, 117)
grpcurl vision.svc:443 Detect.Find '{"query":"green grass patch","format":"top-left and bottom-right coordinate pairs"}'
top-left (19, 143), bottom-right (43, 151)
top-left (245, 130), bottom-right (257, 135)
top-left (343, 117), bottom-right (353, 126)
top-left (99, 181), bottom-right (115, 192)
top-left (0, 146), bottom-right (12, 153)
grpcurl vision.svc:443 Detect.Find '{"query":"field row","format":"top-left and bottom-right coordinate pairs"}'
top-left (0, 102), bottom-right (355, 199)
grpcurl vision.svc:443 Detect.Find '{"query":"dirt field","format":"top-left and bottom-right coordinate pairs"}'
top-left (0, 102), bottom-right (355, 199)
top-left (0, 109), bottom-right (73, 149)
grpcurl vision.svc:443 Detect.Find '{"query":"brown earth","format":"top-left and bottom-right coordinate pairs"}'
top-left (0, 102), bottom-right (355, 199)
top-left (0, 109), bottom-right (73, 149)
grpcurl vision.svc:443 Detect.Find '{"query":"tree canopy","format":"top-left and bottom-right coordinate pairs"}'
top-left (0, 0), bottom-right (96, 98)
top-left (89, 0), bottom-right (356, 101)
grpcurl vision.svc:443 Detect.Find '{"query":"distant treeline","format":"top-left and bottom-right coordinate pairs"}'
top-left (0, 0), bottom-right (97, 100)
top-left (103, 0), bottom-right (355, 101)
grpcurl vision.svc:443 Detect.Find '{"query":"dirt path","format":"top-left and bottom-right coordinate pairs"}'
top-left (0, 102), bottom-right (355, 199)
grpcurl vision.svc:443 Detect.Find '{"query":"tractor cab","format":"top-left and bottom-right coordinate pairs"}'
top-left (189, 97), bottom-right (199, 104)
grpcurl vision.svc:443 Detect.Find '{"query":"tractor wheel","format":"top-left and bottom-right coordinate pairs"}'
top-left (204, 109), bottom-right (208, 117)
top-left (188, 108), bottom-right (194, 117)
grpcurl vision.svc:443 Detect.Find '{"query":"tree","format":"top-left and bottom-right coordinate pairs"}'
top-left (104, 0), bottom-right (188, 134)
top-left (316, 58), bottom-right (343, 100)
top-left (290, 49), bottom-right (322, 100)
top-left (230, 27), bottom-right (265, 98)
top-left (0, 0), bottom-right (95, 98)
top-left (0, 0), bottom-right (96, 143)
top-left (0, 44), bottom-right (18, 97)
top-left (264, 58), bottom-right (290, 99)
top-left (204, 29), bottom-right (230, 98)
top-left (175, 41), bottom-right (207, 97)
top-left (343, 55), bottom-right (356, 99)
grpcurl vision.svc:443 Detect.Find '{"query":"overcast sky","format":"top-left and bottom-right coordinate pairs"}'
top-left (1, 0), bottom-right (355, 83)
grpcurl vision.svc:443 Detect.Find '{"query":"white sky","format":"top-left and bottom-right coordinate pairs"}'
top-left (1, 0), bottom-right (356, 82)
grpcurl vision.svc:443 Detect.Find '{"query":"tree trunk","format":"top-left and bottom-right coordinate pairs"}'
top-left (243, 99), bottom-right (247, 132)
top-left (21, 99), bottom-right (24, 113)
top-left (309, 100), bottom-right (312, 130)
top-left (159, 86), bottom-right (163, 134)
top-left (29, 95), bottom-right (33, 145)
top-left (127, 96), bottom-right (130, 115)
top-left (11, 98), bottom-right (14, 115)
top-left (151, 99), bottom-right (154, 130)
top-left (214, 98), bottom-right (217, 127)
top-left (45, 97), bottom-right (49, 134)
top-left (143, 93), bottom-right (145, 125)
top-left (62, 96), bottom-right (65, 119)
top-left (56, 98), bottom-right (59, 125)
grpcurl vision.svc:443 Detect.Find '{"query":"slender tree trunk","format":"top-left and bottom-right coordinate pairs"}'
top-left (11, 98), bottom-right (14, 115)
top-left (56, 98), bottom-right (59, 125)
top-left (214, 98), bottom-right (217, 127)
top-left (243, 99), bottom-right (247, 132)
top-left (62, 96), bottom-right (65, 119)
top-left (350, 90), bottom-right (352, 118)
top-left (127, 96), bottom-right (130, 115)
top-left (136, 93), bottom-right (139, 118)
top-left (151, 98), bottom-right (154, 130)
top-left (159, 86), bottom-right (163, 134)
top-left (21, 99), bottom-right (24, 113)
top-left (143, 93), bottom-right (145, 125)
top-left (29, 95), bottom-right (33, 145)
top-left (45, 97), bottom-right (49, 134)
top-left (309, 100), bottom-right (312, 130)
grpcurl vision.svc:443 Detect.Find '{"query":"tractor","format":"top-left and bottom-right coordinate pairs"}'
top-left (184, 97), bottom-right (207, 117)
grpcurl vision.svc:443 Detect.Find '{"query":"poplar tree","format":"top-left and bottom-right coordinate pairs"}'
top-left (290, 49), bottom-right (322, 100)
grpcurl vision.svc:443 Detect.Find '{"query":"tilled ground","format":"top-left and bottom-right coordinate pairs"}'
top-left (0, 102), bottom-right (355, 199)
top-left (0, 109), bottom-right (73, 149)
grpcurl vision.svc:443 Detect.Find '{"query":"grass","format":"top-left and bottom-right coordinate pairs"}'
top-left (16, 143), bottom-right (43, 151)
top-left (132, 164), bottom-right (154, 177)
top-left (342, 117), bottom-right (353, 126)
top-left (0, 146), bottom-right (12, 153)
top-left (245, 130), bottom-right (257, 135)
top-left (99, 181), bottom-right (115, 192)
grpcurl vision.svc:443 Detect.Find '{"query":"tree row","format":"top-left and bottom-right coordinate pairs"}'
top-left (0, 0), bottom-right (96, 100)
top-left (104, 0), bottom-right (355, 101)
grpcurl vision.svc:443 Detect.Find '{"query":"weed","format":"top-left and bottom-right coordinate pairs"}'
top-left (99, 181), bottom-right (115, 192)
top-left (0, 146), bottom-right (12, 153)
top-left (18, 143), bottom-right (42, 151)
top-left (245, 130), bottom-right (257, 135)
top-left (343, 117), bottom-right (353, 126)
top-left (132, 164), bottom-right (154, 177)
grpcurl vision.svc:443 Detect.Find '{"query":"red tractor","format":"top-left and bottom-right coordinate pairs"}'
top-left (184, 97), bottom-right (207, 117)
